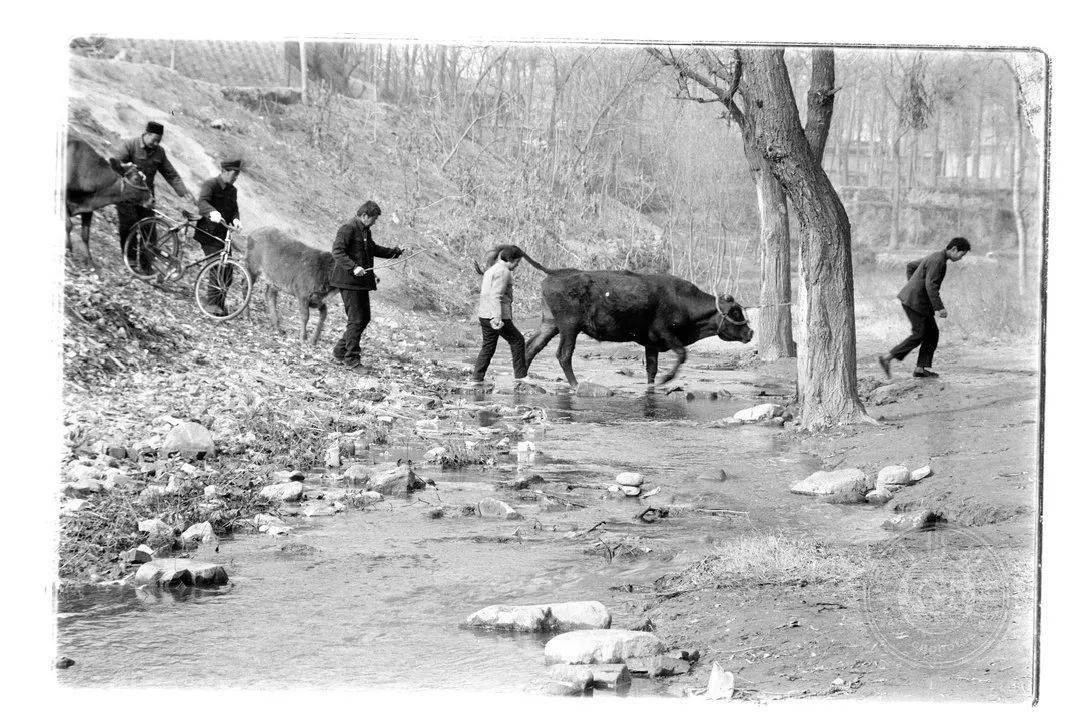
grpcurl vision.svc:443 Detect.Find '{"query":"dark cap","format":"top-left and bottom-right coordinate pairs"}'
top-left (145, 121), bottom-right (164, 136)
top-left (356, 200), bottom-right (382, 218)
top-left (221, 158), bottom-right (243, 171)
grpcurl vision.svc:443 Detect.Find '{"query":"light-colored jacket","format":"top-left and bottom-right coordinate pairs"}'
top-left (477, 261), bottom-right (513, 320)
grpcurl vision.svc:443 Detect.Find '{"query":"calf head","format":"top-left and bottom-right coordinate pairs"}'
top-left (715, 294), bottom-right (754, 343)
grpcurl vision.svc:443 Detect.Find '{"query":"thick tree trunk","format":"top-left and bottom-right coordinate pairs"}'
top-left (1012, 76), bottom-right (1027, 295)
top-left (754, 167), bottom-right (795, 360)
top-left (739, 49), bottom-right (871, 429)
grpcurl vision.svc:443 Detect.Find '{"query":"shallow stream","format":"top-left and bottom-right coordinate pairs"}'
top-left (57, 355), bottom-right (896, 691)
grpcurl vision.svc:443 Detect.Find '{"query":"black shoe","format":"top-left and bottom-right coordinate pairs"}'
top-left (878, 354), bottom-right (892, 379)
top-left (343, 358), bottom-right (368, 371)
top-left (913, 368), bottom-right (939, 378)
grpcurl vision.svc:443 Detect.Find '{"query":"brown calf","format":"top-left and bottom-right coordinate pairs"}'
top-left (245, 227), bottom-right (335, 345)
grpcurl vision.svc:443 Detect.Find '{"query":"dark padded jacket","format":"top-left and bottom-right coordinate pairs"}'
top-left (194, 175), bottom-right (239, 245)
top-left (897, 250), bottom-right (948, 314)
top-left (329, 217), bottom-right (400, 290)
top-left (115, 137), bottom-right (189, 198)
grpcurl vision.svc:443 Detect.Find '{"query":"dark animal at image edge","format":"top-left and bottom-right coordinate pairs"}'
top-left (476, 245), bottom-right (754, 386)
top-left (245, 227), bottom-right (335, 345)
top-left (64, 135), bottom-right (154, 267)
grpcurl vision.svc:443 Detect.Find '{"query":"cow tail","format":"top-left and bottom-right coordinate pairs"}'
top-left (521, 252), bottom-right (551, 275)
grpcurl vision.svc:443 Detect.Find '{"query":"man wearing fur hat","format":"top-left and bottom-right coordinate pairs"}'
top-left (194, 157), bottom-right (244, 316)
top-left (115, 121), bottom-right (197, 272)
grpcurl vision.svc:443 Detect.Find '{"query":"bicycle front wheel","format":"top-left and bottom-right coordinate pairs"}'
top-left (194, 258), bottom-right (252, 321)
top-left (122, 217), bottom-right (181, 282)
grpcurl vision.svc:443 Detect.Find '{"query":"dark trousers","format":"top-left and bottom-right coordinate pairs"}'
top-left (195, 224), bottom-right (232, 309)
top-left (333, 288), bottom-right (371, 361)
top-left (117, 202), bottom-right (154, 272)
top-left (890, 304), bottom-right (939, 368)
top-left (474, 318), bottom-right (527, 381)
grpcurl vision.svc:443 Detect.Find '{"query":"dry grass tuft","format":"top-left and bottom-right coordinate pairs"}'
top-left (655, 534), bottom-right (864, 594)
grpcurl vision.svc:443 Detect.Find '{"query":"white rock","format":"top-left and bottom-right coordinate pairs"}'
top-left (122, 545), bottom-right (154, 564)
top-left (478, 497), bottom-right (523, 520)
top-left (160, 421), bottom-right (215, 458)
top-left (180, 521), bottom-right (217, 547)
top-left (259, 481), bottom-right (304, 502)
top-left (360, 490), bottom-right (384, 503)
top-left (254, 513), bottom-right (285, 529)
top-left (616, 472), bottom-right (644, 487)
top-left (61, 498), bottom-right (88, 514)
top-left (424, 447), bottom-right (447, 461)
top-left (790, 468), bottom-right (870, 496)
top-left (203, 485), bottom-right (219, 498)
top-left (138, 518), bottom-right (172, 540)
top-left (179, 463), bottom-right (201, 476)
top-left (466, 601), bottom-right (612, 632)
top-left (607, 484), bottom-right (621, 495)
top-left (704, 662), bottom-right (735, 700)
top-left (342, 464), bottom-right (370, 485)
top-left (265, 525), bottom-right (292, 536)
top-left (134, 559), bottom-right (228, 588)
top-left (324, 444), bottom-right (342, 468)
top-left (621, 486), bottom-right (642, 497)
top-left (415, 419), bottom-right (438, 432)
top-left (866, 488), bottom-right (894, 505)
top-left (911, 465), bottom-right (933, 481)
top-left (369, 464), bottom-right (423, 497)
top-left (732, 403), bottom-right (782, 423)
top-left (544, 629), bottom-right (665, 665)
top-left (548, 663), bottom-right (631, 692)
top-left (876, 465), bottom-right (912, 487)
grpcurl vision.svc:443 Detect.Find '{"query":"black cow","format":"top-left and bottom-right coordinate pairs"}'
top-left (475, 246), bottom-right (754, 387)
top-left (65, 135), bottom-right (153, 267)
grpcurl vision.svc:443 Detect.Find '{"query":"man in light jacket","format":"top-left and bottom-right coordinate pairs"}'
top-left (879, 236), bottom-right (971, 379)
top-left (473, 245), bottom-right (528, 385)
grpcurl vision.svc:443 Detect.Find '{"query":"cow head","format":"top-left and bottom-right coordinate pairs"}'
top-left (715, 294), bottom-right (754, 343)
top-left (108, 159), bottom-right (153, 207)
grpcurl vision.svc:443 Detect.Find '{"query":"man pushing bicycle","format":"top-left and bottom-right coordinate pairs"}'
top-left (195, 157), bottom-right (243, 317)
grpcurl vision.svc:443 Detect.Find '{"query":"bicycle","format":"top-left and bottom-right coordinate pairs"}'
top-left (122, 209), bottom-right (253, 321)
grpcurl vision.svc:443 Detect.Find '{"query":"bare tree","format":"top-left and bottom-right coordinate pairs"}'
top-left (737, 48), bottom-right (871, 428)
top-left (646, 47), bottom-right (796, 361)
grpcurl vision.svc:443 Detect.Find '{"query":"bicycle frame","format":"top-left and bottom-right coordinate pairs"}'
top-left (148, 210), bottom-right (241, 281)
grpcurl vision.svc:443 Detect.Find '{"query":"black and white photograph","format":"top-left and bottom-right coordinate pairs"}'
top-left (13, 5), bottom-right (1073, 714)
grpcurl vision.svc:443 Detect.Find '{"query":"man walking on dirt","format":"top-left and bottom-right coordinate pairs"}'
top-left (195, 157), bottom-right (244, 316)
top-left (329, 201), bottom-right (404, 370)
top-left (879, 236), bottom-right (971, 379)
top-left (115, 121), bottom-right (197, 272)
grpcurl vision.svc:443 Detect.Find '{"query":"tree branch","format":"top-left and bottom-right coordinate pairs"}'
top-left (645, 46), bottom-right (746, 128)
top-left (804, 48), bottom-right (836, 166)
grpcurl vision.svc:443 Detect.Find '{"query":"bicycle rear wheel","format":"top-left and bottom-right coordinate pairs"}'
top-left (194, 258), bottom-right (252, 321)
top-left (122, 217), bottom-right (182, 282)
